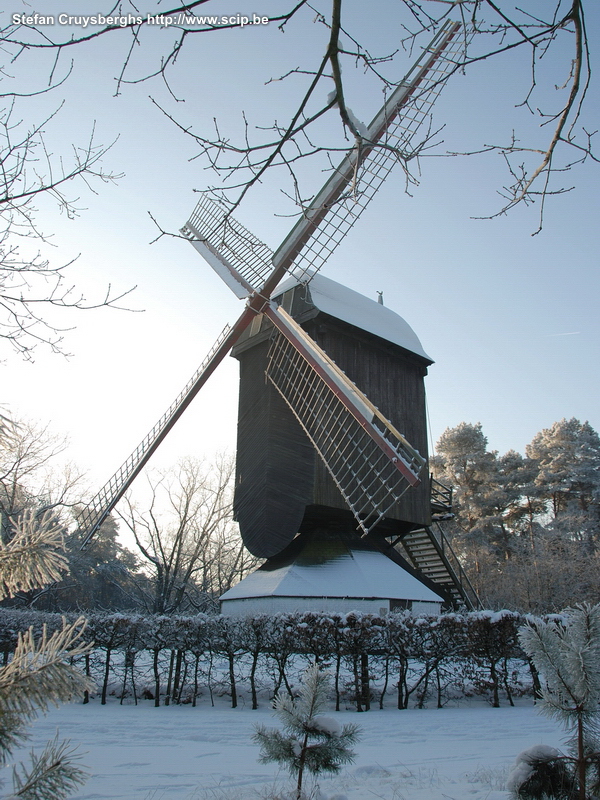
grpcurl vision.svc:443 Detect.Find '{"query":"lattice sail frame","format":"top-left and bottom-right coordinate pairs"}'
top-left (182, 21), bottom-right (463, 295)
top-left (264, 305), bottom-right (426, 536)
top-left (183, 199), bottom-right (273, 299)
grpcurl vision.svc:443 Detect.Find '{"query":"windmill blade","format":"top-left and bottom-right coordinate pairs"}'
top-left (181, 21), bottom-right (462, 300)
top-left (78, 312), bottom-right (257, 547)
top-left (263, 304), bottom-right (426, 536)
top-left (182, 198), bottom-right (273, 300)
top-left (274, 20), bottom-right (463, 283)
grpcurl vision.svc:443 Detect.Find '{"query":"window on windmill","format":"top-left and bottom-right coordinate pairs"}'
top-left (249, 314), bottom-right (263, 337)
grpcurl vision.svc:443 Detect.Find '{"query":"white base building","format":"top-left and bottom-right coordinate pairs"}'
top-left (220, 532), bottom-right (444, 617)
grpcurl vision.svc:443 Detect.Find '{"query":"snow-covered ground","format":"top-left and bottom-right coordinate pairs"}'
top-left (13, 699), bottom-right (565, 800)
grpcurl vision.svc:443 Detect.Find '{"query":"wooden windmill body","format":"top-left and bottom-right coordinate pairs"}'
top-left (233, 274), bottom-right (433, 557)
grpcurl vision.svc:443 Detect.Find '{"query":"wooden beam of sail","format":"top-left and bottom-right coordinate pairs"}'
top-left (264, 305), bottom-right (426, 536)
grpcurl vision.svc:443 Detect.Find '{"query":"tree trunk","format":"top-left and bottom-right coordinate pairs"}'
top-left (417, 663), bottom-right (430, 709)
top-left (83, 653), bottom-right (90, 705)
top-left (153, 648), bottom-right (161, 707)
top-left (379, 655), bottom-right (389, 710)
top-left (228, 652), bottom-right (237, 708)
top-left (172, 649), bottom-right (183, 704)
top-left (250, 649), bottom-right (260, 710)
top-left (397, 656), bottom-right (408, 709)
top-left (101, 646), bottom-right (112, 706)
top-left (490, 660), bottom-right (500, 708)
top-left (177, 656), bottom-right (188, 704)
top-left (577, 712), bottom-right (586, 800)
top-left (502, 658), bottom-right (514, 707)
top-left (353, 655), bottom-right (363, 712)
top-left (361, 653), bottom-right (370, 711)
top-left (296, 730), bottom-right (310, 800)
top-left (165, 649), bottom-right (175, 706)
top-left (192, 654), bottom-right (200, 708)
top-left (528, 658), bottom-right (542, 702)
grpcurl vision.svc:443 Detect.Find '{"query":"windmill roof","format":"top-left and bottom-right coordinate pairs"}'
top-left (275, 274), bottom-right (433, 363)
top-left (220, 534), bottom-right (443, 603)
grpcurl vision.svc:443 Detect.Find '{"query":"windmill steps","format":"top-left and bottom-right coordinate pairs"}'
top-left (392, 524), bottom-right (480, 610)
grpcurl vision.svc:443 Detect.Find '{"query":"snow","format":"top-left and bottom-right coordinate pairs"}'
top-left (220, 543), bottom-right (443, 605)
top-left (12, 700), bottom-right (565, 800)
top-left (345, 108), bottom-right (369, 139)
top-left (312, 715), bottom-right (342, 737)
top-left (505, 761), bottom-right (534, 794)
top-left (506, 744), bottom-right (563, 793)
top-left (274, 274), bottom-right (433, 362)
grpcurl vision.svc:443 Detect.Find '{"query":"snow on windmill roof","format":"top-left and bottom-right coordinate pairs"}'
top-left (220, 533), bottom-right (443, 604)
top-left (274, 273), bottom-right (433, 363)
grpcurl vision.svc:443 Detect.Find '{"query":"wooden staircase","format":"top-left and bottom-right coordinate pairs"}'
top-left (391, 478), bottom-right (481, 610)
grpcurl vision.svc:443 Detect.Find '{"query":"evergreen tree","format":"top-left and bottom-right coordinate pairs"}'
top-left (253, 665), bottom-right (360, 800)
top-left (513, 603), bottom-right (600, 800)
top-left (527, 418), bottom-right (600, 545)
top-left (433, 420), bottom-right (600, 613)
top-left (0, 509), bottom-right (92, 799)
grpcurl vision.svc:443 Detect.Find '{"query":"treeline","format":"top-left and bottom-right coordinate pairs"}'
top-left (0, 608), bottom-right (534, 711)
top-left (3, 415), bottom-right (600, 616)
top-left (433, 418), bottom-right (600, 612)
top-left (0, 419), bottom-right (258, 614)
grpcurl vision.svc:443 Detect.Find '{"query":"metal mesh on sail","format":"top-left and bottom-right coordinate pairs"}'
top-left (266, 330), bottom-right (424, 535)
top-left (285, 30), bottom-right (465, 284)
top-left (183, 195), bottom-right (274, 292)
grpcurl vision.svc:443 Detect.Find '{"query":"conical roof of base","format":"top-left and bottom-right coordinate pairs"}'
top-left (220, 531), bottom-right (443, 603)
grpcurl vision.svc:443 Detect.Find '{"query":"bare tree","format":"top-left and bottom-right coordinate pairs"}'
top-left (1, 1), bottom-right (594, 234)
top-left (0, 68), bottom-right (135, 358)
top-left (119, 455), bottom-right (256, 613)
top-left (0, 416), bottom-right (83, 537)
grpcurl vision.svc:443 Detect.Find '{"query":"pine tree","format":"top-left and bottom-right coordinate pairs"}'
top-left (0, 509), bottom-right (93, 799)
top-left (512, 603), bottom-right (600, 800)
top-left (253, 664), bottom-right (360, 800)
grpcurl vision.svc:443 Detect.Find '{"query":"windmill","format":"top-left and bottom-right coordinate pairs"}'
top-left (78, 21), bottom-right (478, 609)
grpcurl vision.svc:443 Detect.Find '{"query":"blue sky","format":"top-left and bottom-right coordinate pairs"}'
top-left (2, 0), bottom-right (599, 493)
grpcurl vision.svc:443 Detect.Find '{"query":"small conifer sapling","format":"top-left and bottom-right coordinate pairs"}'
top-left (509, 603), bottom-right (600, 800)
top-left (253, 664), bottom-right (360, 799)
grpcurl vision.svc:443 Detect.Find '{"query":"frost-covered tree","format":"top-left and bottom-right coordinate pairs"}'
top-left (119, 456), bottom-right (257, 614)
top-left (514, 603), bottom-right (600, 800)
top-left (433, 420), bottom-right (600, 613)
top-left (0, 509), bottom-right (93, 799)
top-left (527, 419), bottom-right (600, 545)
top-left (253, 664), bottom-right (359, 800)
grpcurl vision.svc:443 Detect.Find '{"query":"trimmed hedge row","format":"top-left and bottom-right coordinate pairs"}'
top-left (0, 608), bottom-right (536, 711)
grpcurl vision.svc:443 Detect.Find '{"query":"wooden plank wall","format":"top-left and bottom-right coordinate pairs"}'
top-left (232, 284), bottom-right (432, 557)
top-left (233, 338), bottom-right (316, 557)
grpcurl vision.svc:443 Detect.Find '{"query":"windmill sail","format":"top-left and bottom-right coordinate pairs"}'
top-left (78, 323), bottom-right (236, 547)
top-left (79, 22), bottom-right (462, 547)
top-left (183, 198), bottom-right (273, 299)
top-left (273, 20), bottom-right (462, 284)
top-left (264, 305), bottom-right (426, 536)
top-left (181, 21), bottom-right (462, 297)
